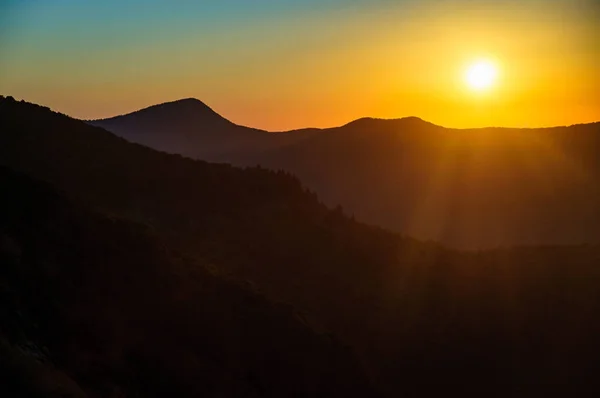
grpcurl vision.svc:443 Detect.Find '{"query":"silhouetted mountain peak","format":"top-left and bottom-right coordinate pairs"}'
top-left (151, 97), bottom-right (218, 115)
top-left (91, 97), bottom-right (234, 129)
top-left (342, 116), bottom-right (434, 129)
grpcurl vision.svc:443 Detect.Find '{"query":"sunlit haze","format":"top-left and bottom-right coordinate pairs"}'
top-left (2, 2), bottom-right (600, 396)
top-left (1, 0), bottom-right (598, 130)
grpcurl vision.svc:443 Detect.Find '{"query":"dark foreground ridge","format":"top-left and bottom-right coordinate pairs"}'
top-left (2, 96), bottom-right (600, 397)
top-left (0, 166), bottom-right (377, 397)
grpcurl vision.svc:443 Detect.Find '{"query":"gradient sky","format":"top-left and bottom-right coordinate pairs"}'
top-left (1, 0), bottom-right (599, 130)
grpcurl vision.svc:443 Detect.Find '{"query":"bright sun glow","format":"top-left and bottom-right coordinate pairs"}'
top-left (465, 60), bottom-right (498, 92)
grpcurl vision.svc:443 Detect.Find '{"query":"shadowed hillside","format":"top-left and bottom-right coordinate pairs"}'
top-left (3, 96), bottom-right (600, 397)
top-left (93, 99), bottom-right (600, 248)
top-left (0, 166), bottom-right (377, 397)
top-left (253, 118), bottom-right (600, 248)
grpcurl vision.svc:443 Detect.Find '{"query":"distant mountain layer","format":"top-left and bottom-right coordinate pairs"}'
top-left (92, 98), bottom-right (600, 248)
top-left (89, 98), bottom-right (317, 161)
top-left (3, 96), bottom-right (600, 397)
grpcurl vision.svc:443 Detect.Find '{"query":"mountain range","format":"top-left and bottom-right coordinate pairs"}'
top-left (2, 95), bottom-right (600, 397)
top-left (91, 98), bottom-right (600, 248)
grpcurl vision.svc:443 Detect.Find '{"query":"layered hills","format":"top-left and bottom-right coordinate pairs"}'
top-left (92, 99), bottom-right (600, 248)
top-left (3, 96), bottom-right (600, 397)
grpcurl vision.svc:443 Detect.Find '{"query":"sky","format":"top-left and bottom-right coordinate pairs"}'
top-left (1, 0), bottom-right (599, 130)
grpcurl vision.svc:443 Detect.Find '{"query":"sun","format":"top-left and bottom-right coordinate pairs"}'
top-left (465, 60), bottom-right (498, 92)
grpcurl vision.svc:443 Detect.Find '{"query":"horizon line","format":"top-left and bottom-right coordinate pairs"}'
top-left (3, 94), bottom-right (599, 132)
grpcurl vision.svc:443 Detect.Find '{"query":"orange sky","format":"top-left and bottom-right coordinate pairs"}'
top-left (0, 0), bottom-right (598, 130)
